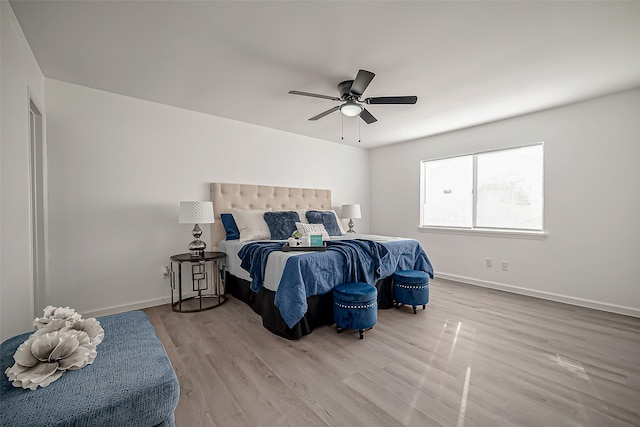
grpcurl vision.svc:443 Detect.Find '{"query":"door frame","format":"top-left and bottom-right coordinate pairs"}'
top-left (28, 88), bottom-right (48, 318)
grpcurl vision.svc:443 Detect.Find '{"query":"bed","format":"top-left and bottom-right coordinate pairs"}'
top-left (210, 182), bottom-right (433, 340)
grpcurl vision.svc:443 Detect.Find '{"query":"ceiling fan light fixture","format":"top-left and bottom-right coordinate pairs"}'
top-left (289, 69), bottom-right (417, 124)
top-left (340, 102), bottom-right (363, 117)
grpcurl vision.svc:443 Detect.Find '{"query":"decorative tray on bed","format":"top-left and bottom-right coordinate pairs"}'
top-left (281, 243), bottom-right (327, 252)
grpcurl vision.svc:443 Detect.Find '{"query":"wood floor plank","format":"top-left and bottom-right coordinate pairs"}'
top-left (146, 279), bottom-right (640, 426)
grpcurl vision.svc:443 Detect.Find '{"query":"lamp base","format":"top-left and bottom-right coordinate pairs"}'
top-left (346, 218), bottom-right (356, 233)
top-left (188, 223), bottom-right (206, 256)
top-left (188, 239), bottom-right (206, 257)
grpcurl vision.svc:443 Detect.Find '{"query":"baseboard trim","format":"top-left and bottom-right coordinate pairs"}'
top-left (83, 297), bottom-right (168, 319)
top-left (81, 276), bottom-right (640, 320)
top-left (435, 273), bottom-right (640, 318)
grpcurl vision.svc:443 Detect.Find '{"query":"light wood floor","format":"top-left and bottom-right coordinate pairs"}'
top-left (145, 279), bottom-right (640, 427)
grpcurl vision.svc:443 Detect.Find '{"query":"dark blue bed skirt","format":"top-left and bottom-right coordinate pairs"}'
top-left (225, 272), bottom-right (394, 340)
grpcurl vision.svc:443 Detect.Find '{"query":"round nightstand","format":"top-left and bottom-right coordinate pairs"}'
top-left (169, 251), bottom-right (227, 312)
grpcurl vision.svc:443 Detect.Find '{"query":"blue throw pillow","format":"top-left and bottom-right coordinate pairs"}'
top-left (220, 213), bottom-right (240, 240)
top-left (263, 211), bottom-right (300, 240)
top-left (306, 210), bottom-right (342, 236)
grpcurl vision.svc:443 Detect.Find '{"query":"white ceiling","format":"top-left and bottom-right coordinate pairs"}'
top-left (9, 1), bottom-right (640, 148)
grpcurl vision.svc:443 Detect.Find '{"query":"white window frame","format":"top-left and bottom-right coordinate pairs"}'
top-left (419, 143), bottom-right (546, 240)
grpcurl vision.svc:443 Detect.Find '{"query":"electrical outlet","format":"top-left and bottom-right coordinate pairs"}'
top-left (162, 266), bottom-right (170, 278)
top-left (501, 261), bottom-right (509, 271)
top-left (485, 258), bottom-right (492, 268)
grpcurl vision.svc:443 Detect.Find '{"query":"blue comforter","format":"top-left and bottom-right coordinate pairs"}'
top-left (238, 239), bottom-right (434, 328)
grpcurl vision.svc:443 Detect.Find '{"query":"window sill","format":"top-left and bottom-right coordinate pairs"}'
top-left (417, 226), bottom-right (547, 240)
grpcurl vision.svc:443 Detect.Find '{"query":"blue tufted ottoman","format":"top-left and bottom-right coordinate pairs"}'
top-left (0, 311), bottom-right (180, 427)
top-left (393, 270), bottom-right (430, 314)
top-left (333, 282), bottom-right (377, 339)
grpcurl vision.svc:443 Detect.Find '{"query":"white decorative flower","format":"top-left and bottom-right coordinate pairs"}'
top-left (5, 329), bottom-right (97, 390)
top-left (32, 317), bottom-right (104, 346)
top-left (7, 306), bottom-right (105, 390)
top-left (33, 318), bottom-right (68, 336)
top-left (65, 318), bottom-right (105, 346)
top-left (33, 306), bottom-right (83, 330)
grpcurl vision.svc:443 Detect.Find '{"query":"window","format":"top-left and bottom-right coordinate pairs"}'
top-left (420, 144), bottom-right (544, 232)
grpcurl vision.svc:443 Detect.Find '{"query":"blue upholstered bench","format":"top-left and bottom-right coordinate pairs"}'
top-left (0, 311), bottom-right (179, 427)
top-left (393, 270), bottom-right (430, 314)
top-left (333, 282), bottom-right (378, 339)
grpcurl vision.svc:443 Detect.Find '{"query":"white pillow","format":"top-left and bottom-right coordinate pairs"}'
top-left (231, 208), bottom-right (272, 242)
top-left (295, 222), bottom-right (329, 240)
top-left (295, 209), bottom-right (309, 224)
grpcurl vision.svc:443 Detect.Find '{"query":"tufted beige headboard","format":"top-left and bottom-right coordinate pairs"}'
top-left (210, 183), bottom-right (332, 249)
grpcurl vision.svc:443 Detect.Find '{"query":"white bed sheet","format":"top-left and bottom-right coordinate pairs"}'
top-left (218, 239), bottom-right (296, 292)
top-left (218, 234), bottom-right (411, 292)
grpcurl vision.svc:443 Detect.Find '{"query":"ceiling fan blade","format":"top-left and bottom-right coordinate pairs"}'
top-left (365, 96), bottom-right (418, 105)
top-left (309, 105), bottom-right (340, 121)
top-left (359, 108), bottom-right (377, 124)
top-left (349, 70), bottom-right (375, 96)
top-left (289, 90), bottom-right (341, 102)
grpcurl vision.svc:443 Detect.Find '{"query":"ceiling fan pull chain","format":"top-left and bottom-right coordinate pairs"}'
top-left (358, 118), bottom-right (361, 143)
top-left (341, 114), bottom-right (344, 140)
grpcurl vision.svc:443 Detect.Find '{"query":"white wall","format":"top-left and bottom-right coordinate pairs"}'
top-left (371, 89), bottom-right (640, 316)
top-left (0, 1), bottom-right (46, 340)
top-left (43, 79), bottom-right (370, 328)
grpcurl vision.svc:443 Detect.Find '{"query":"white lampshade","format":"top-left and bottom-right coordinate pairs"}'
top-left (341, 204), bottom-right (362, 219)
top-left (178, 201), bottom-right (215, 224)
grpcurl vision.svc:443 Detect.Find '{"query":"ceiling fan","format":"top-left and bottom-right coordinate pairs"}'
top-left (288, 69), bottom-right (417, 124)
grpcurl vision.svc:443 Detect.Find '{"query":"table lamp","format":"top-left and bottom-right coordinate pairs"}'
top-left (341, 204), bottom-right (361, 233)
top-left (178, 201), bottom-right (215, 256)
